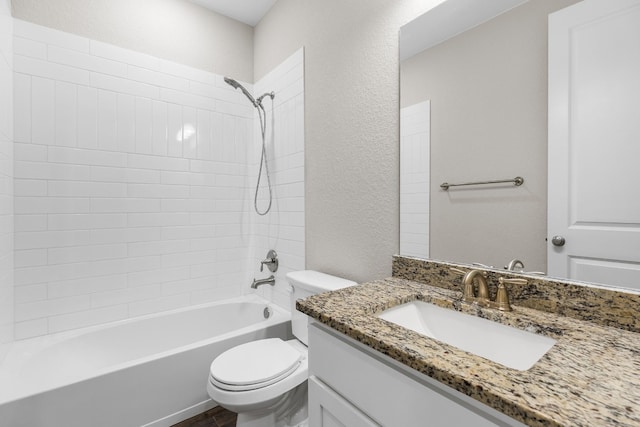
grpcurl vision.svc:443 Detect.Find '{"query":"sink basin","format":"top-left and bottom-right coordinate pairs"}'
top-left (378, 301), bottom-right (556, 371)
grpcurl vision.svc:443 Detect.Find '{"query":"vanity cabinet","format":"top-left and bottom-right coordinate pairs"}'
top-left (308, 377), bottom-right (379, 427)
top-left (308, 321), bottom-right (526, 427)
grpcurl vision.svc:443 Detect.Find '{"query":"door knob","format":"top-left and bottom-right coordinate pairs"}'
top-left (551, 235), bottom-right (565, 247)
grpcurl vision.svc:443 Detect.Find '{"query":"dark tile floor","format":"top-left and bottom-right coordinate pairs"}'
top-left (171, 406), bottom-right (237, 427)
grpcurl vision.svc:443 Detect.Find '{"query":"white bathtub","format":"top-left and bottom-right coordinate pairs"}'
top-left (0, 295), bottom-right (291, 427)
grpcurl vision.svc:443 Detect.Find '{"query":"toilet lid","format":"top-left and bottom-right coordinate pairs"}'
top-left (210, 338), bottom-right (303, 390)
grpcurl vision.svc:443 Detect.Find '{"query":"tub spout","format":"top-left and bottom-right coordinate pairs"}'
top-left (251, 275), bottom-right (275, 289)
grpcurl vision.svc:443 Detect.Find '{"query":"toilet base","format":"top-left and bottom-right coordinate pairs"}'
top-left (235, 381), bottom-right (308, 427)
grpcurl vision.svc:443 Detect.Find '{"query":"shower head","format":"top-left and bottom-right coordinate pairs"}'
top-left (223, 76), bottom-right (240, 89)
top-left (224, 76), bottom-right (257, 107)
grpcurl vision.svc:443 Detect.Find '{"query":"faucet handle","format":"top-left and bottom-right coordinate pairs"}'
top-left (499, 277), bottom-right (528, 285)
top-left (260, 259), bottom-right (271, 272)
top-left (260, 250), bottom-right (279, 273)
top-left (450, 267), bottom-right (467, 276)
top-left (495, 281), bottom-right (511, 311)
top-left (495, 277), bottom-right (527, 312)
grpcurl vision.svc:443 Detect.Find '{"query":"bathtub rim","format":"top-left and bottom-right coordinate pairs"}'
top-left (0, 294), bottom-right (291, 405)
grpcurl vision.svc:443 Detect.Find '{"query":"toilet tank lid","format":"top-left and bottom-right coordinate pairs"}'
top-left (286, 270), bottom-right (357, 292)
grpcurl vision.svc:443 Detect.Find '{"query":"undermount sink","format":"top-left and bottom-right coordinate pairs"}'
top-left (378, 301), bottom-right (556, 371)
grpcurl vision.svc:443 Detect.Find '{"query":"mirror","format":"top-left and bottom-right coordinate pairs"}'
top-left (399, 0), bottom-right (638, 289)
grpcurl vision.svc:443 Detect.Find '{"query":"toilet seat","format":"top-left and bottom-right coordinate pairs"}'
top-left (207, 339), bottom-right (309, 412)
top-left (210, 338), bottom-right (303, 391)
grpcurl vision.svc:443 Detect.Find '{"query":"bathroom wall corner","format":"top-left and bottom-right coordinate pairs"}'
top-left (248, 47), bottom-right (305, 311)
top-left (0, 0), bottom-right (15, 360)
top-left (254, 0), bottom-right (448, 284)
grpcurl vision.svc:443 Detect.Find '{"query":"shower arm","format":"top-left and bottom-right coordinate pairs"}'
top-left (256, 92), bottom-right (275, 105)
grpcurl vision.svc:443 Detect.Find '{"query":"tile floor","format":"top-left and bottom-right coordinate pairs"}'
top-left (171, 406), bottom-right (237, 427)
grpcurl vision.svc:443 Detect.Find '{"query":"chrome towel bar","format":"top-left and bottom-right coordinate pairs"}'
top-left (440, 176), bottom-right (524, 191)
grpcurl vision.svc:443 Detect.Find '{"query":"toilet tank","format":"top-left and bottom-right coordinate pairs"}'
top-left (286, 270), bottom-right (356, 345)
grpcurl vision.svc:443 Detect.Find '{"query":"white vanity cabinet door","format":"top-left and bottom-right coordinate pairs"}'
top-left (308, 322), bottom-right (526, 427)
top-left (309, 376), bottom-right (380, 427)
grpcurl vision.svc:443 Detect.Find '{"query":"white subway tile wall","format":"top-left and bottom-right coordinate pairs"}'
top-left (250, 49), bottom-right (305, 309)
top-left (0, 0), bottom-right (13, 357)
top-left (400, 101), bottom-right (430, 259)
top-left (12, 20), bottom-right (305, 339)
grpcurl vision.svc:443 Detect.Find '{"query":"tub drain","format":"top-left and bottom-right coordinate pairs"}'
top-left (263, 306), bottom-right (272, 319)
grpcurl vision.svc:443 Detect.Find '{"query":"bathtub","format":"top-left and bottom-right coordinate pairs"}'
top-left (0, 295), bottom-right (291, 427)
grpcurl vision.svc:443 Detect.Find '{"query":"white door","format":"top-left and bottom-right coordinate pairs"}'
top-left (548, 0), bottom-right (640, 289)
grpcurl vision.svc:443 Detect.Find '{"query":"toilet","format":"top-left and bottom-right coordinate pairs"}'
top-left (206, 270), bottom-right (356, 427)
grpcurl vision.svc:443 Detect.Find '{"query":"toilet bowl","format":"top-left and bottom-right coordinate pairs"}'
top-left (206, 270), bottom-right (356, 427)
top-left (207, 339), bottom-right (309, 427)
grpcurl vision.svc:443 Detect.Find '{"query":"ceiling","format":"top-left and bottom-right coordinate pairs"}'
top-left (190, 0), bottom-right (277, 26)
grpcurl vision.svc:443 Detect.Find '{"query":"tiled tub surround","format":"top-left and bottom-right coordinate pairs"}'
top-left (11, 19), bottom-right (304, 339)
top-left (297, 262), bottom-right (640, 426)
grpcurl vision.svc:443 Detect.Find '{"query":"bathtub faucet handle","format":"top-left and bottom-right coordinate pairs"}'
top-left (260, 249), bottom-right (279, 273)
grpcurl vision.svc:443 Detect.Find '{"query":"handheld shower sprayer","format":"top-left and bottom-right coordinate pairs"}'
top-left (224, 77), bottom-right (257, 107)
top-left (224, 77), bottom-right (275, 108)
top-left (223, 76), bottom-right (276, 216)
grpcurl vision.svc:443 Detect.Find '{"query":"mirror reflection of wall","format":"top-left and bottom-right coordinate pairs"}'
top-left (400, 0), bottom-right (579, 272)
top-left (400, 101), bottom-right (430, 259)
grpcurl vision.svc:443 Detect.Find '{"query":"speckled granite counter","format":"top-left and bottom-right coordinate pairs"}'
top-left (393, 256), bottom-right (640, 333)
top-left (297, 277), bottom-right (640, 427)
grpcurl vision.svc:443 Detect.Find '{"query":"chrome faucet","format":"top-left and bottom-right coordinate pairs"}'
top-left (505, 259), bottom-right (525, 271)
top-left (251, 275), bottom-right (275, 289)
top-left (451, 268), bottom-right (527, 312)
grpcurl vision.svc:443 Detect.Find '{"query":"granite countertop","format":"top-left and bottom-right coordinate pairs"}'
top-left (297, 277), bottom-right (640, 427)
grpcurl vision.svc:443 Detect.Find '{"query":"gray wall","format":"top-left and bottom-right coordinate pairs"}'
top-left (11, 0), bottom-right (254, 82)
top-left (255, 0), bottom-right (443, 282)
top-left (400, 0), bottom-right (579, 272)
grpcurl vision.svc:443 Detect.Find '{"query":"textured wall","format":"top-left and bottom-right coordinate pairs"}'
top-left (401, 0), bottom-right (580, 272)
top-left (0, 0), bottom-right (14, 357)
top-left (255, 0), bottom-right (445, 283)
top-left (11, 0), bottom-right (254, 82)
